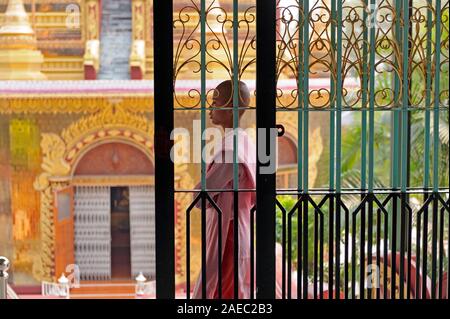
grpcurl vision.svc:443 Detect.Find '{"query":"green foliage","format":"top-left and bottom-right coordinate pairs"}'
top-left (276, 195), bottom-right (330, 270)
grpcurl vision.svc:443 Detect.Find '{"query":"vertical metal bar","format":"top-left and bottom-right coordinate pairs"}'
top-left (399, 195), bottom-right (406, 300)
top-left (422, 202), bottom-right (429, 299)
top-left (368, 0), bottom-right (376, 193)
top-left (361, 0), bottom-right (368, 193)
top-left (154, 0), bottom-right (174, 299)
top-left (329, 0), bottom-right (336, 193)
top-left (415, 206), bottom-right (421, 299)
top-left (288, 211), bottom-right (293, 299)
top-left (359, 0), bottom-right (369, 299)
top-left (302, 2), bottom-right (309, 192)
top-left (420, 0), bottom-right (433, 298)
top-left (329, 198), bottom-right (334, 299)
top-left (335, 0), bottom-right (343, 300)
top-left (399, 0), bottom-right (411, 299)
top-left (431, 0), bottom-right (442, 300)
top-left (433, 1), bottom-right (442, 194)
top-left (366, 3), bottom-right (375, 288)
top-left (335, 0), bottom-right (343, 196)
top-left (329, 0), bottom-right (335, 299)
top-left (424, 1), bottom-right (432, 189)
top-left (447, 205), bottom-right (450, 298)
top-left (359, 200), bottom-right (366, 299)
top-left (298, 202), bottom-right (303, 298)
top-left (232, 0), bottom-right (240, 299)
top-left (383, 207), bottom-right (389, 298)
top-left (438, 206), bottom-right (444, 299)
top-left (186, 210), bottom-right (191, 299)
top-left (407, 200), bottom-right (413, 299)
top-left (364, 0), bottom-right (377, 300)
top-left (376, 208), bottom-right (381, 299)
top-left (280, 203), bottom-right (286, 299)
top-left (351, 211), bottom-right (357, 299)
top-left (431, 195), bottom-right (438, 299)
top-left (298, 0), bottom-right (304, 193)
top-left (314, 208), bottom-right (319, 299)
top-left (217, 206), bottom-right (223, 299)
top-left (302, 198), bottom-right (308, 299)
top-left (201, 195), bottom-right (207, 298)
top-left (200, 1), bottom-right (207, 191)
top-left (335, 195), bottom-right (341, 300)
top-left (392, 0), bottom-right (401, 205)
top-left (319, 207), bottom-right (324, 299)
top-left (250, 207), bottom-right (255, 299)
top-left (344, 200), bottom-right (349, 299)
top-left (391, 202), bottom-right (398, 299)
top-left (390, 0), bottom-right (403, 299)
top-left (297, 1), bottom-right (305, 298)
top-left (367, 197), bottom-right (373, 299)
top-left (302, 0), bottom-right (310, 300)
top-left (256, 0), bottom-right (276, 299)
top-left (200, 0), bottom-right (207, 299)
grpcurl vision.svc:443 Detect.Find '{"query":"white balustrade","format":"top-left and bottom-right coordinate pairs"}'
top-left (41, 281), bottom-right (70, 299)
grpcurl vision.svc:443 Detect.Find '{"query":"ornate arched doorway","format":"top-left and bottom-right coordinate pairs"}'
top-left (34, 105), bottom-right (158, 281)
top-left (72, 142), bottom-right (155, 281)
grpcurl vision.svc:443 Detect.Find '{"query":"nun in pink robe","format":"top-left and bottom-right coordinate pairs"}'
top-left (191, 80), bottom-right (308, 299)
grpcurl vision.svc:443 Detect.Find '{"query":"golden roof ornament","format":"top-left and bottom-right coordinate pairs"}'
top-left (0, 0), bottom-right (46, 80)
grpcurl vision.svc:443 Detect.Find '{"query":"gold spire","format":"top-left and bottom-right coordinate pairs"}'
top-left (0, 0), bottom-right (46, 80)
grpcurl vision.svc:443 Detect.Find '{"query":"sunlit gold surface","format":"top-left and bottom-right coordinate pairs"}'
top-left (0, 0), bottom-right (45, 79)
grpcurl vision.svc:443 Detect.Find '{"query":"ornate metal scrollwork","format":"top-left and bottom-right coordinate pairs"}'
top-left (173, 0), bottom-right (256, 109)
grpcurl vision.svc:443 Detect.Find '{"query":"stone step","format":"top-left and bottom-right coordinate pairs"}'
top-left (70, 282), bottom-right (135, 295)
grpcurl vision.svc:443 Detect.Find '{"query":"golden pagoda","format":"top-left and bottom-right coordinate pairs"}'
top-left (0, 0), bottom-right (46, 80)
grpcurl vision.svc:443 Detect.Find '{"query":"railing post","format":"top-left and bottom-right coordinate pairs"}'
top-left (0, 256), bottom-right (10, 299)
top-left (135, 272), bottom-right (147, 297)
top-left (58, 274), bottom-right (70, 299)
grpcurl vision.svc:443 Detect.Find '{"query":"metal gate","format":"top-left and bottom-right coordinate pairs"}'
top-left (154, 0), bottom-right (449, 299)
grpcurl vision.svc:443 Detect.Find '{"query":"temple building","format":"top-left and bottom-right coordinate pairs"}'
top-left (0, 0), bottom-right (327, 291)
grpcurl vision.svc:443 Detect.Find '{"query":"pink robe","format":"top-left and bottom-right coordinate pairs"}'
top-left (192, 129), bottom-right (256, 299)
top-left (190, 129), bottom-right (327, 299)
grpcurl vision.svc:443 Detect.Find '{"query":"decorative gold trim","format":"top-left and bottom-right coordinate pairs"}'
top-left (0, 96), bottom-right (154, 114)
top-left (0, 95), bottom-right (313, 115)
top-left (34, 103), bottom-right (155, 281)
top-left (132, 0), bottom-right (146, 41)
top-left (174, 163), bottom-right (194, 283)
top-left (83, 0), bottom-right (100, 71)
top-left (72, 175), bottom-right (154, 186)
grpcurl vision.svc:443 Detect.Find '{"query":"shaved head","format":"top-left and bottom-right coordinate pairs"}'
top-left (213, 80), bottom-right (251, 110)
top-left (209, 80), bottom-right (251, 129)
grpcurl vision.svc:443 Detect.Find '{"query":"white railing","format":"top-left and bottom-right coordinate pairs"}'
top-left (135, 281), bottom-right (156, 298)
top-left (41, 281), bottom-right (70, 299)
top-left (7, 284), bottom-right (19, 299)
top-left (0, 256), bottom-right (9, 299)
